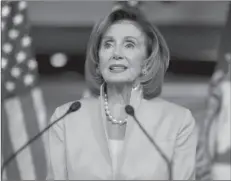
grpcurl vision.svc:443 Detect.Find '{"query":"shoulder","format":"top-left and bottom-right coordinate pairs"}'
top-left (143, 97), bottom-right (196, 134)
top-left (48, 97), bottom-right (99, 140)
top-left (51, 96), bottom-right (99, 121)
top-left (145, 97), bottom-right (191, 116)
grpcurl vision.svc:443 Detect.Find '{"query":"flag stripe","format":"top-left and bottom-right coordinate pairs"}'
top-left (4, 97), bottom-right (36, 179)
top-left (20, 89), bottom-right (47, 179)
top-left (31, 87), bottom-right (48, 167)
top-left (1, 106), bottom-right (21, 179)
top-left (31, 87), bottom-right (47, 135)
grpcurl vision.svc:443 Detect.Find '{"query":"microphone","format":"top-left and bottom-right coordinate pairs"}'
top-left (125, 105), bottom-right (173, 181)
top-left (1, 101), bottom-right (81, 177)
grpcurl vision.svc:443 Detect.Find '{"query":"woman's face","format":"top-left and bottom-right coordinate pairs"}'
top-left (98, 20), bottom-right (148, 84)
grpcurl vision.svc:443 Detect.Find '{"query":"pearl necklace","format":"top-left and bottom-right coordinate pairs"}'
top-left (104, 93), bottom-right (128, 125)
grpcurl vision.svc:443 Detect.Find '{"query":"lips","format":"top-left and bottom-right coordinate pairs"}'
top-left (109, 64), bottom-right (128, 73)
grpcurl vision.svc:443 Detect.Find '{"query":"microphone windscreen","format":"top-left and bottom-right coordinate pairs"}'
top-left (125, 105), bottom-right (135, 116)
top-left (68, 101), bottom-right (81, 113)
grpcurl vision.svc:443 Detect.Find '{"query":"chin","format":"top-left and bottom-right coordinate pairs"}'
top-left (104, 76), bottom-right (131, 84)
top-left (105, 79), bottom-right (135, 86)
top-left (102, 72), bottom-right (137, 84)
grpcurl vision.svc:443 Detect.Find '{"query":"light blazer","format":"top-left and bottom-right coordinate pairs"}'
top-left (46, 87), bottom-right (197, 180)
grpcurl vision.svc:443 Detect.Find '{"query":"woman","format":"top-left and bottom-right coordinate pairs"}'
top-left (46, 6), bottom-right (197, 180)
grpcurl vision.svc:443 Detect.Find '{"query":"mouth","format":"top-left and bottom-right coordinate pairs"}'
top-left (109, 64), bottom-right (128, 73)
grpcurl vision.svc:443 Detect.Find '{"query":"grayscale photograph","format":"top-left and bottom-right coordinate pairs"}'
top-left (1, 1), bottom-right (230, 180)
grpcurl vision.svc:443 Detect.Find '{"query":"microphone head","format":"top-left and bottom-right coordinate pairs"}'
top-left (125, 105), bottom-right (135, 116)
top-left (68, 101), bottom-right (81, 113)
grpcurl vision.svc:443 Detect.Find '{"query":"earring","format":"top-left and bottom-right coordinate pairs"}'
top-left (142, 68), bottom-right (147, 76)
top-left (96, 66), bottom-right (100, 75)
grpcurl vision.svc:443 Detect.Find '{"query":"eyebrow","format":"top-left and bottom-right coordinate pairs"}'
top-left (124, 36), bottom-right (138, 42)
top-left (102, 36), bottom-right (114, 42)
top-left (102, 36), bottom-right (139, 43)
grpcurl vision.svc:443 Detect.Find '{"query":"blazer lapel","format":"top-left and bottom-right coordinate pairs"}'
top-left (117, 84), bottom-right (143, 173)
top-left (88, 96), bottom-right (112, 167)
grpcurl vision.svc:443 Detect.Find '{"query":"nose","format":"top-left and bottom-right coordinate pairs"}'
top-left (112, 54), bottom-right (123, 60)
top-left (112, 45), bottom-right (123, 60)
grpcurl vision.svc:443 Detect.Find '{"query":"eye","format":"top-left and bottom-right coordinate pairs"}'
top-left (125, 43), bottom-right (135, 49)
top-left (103, 42), bottom-right (112, 49)
top-left (124, 40), bottom-right (136, 49)
top-left (102, 39), bottom-right (114, 49)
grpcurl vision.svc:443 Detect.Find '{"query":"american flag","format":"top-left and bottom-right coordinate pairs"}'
top-left (1, 1), bottom-right (48, 179)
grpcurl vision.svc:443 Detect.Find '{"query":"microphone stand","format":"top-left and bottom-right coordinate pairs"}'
top-left (125, 105), bottom-right (173, 181)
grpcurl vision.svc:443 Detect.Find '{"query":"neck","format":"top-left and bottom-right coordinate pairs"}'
top-left (106, 83), bottom-right (132, 106)
top-left (105, 83), bottom-right (133, 121)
